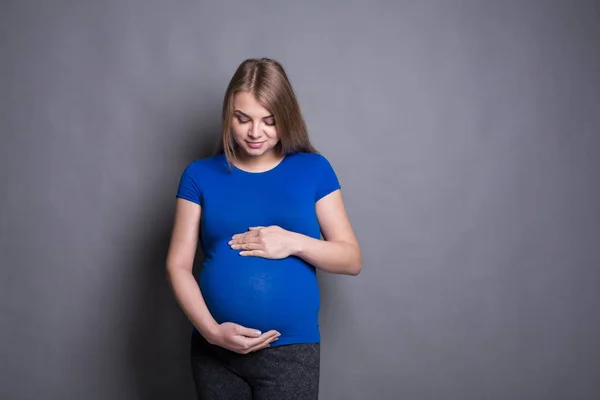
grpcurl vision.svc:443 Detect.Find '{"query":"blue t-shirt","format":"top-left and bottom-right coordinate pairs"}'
top-left (175, 151), bottom-right (341, 346)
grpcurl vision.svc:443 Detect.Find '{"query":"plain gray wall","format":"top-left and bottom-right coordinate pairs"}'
top-left (1, 1), bottom-right (599, 399)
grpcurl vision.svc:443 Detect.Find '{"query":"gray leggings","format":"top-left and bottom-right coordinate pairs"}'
top-left (190, 333), bottom-right (320, 400)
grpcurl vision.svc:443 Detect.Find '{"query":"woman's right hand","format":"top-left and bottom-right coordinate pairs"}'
top-left (207, 322), bottom-right (280, 354)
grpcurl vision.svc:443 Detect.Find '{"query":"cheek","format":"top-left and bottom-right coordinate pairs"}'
top-left (266, 127), bottom-right (279, 140)
top-left (231, 123), bottom-right (246, 140)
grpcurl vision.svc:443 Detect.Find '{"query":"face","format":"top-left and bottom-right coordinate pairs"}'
top-left (231, 91), bottom-right (279, 159)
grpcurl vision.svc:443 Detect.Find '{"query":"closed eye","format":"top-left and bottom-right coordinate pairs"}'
top-left (234, 111), bottom-right (275, 126)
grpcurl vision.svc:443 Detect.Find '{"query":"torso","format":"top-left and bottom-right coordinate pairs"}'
top-left (193, 152), bottom-right (326, 345)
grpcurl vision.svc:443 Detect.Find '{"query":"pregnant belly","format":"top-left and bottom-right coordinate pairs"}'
top-left (199, 243), bottom-right (320, 339)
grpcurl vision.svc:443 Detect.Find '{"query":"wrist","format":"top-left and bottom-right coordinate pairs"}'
top-left (199, 322), bottom-right (221, 344)
top-left (288, 231), bottom-right (306, 257)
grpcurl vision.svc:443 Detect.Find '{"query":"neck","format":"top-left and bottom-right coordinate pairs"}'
top-left (234, 151), bottom-right (284, 173)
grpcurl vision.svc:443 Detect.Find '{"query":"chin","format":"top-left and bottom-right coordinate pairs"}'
top-left (241, 144), bottom-right (275, 158)
top-left (242, 148), bottom-right (265, 157)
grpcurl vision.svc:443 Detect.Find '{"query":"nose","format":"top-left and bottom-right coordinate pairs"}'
top-left (248, 123), bottom-right (262, 139)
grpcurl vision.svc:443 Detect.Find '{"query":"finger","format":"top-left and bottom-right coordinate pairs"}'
top-left (234, 324), bottom-right (262, 338)
top-left (231, 231), bottom-right (254, 240)
top-left (236, 340), bottom-right (266, 354)
top-left (243, 330), bottom-right (279, 345)
top-left (240, 331), bottom-right (280, 351)
top-left (248, 226), bottom-right (265, 231)
top-left (230, 236), bottom-right (261, 245)
top-left (239, 250), bottom-right (267, 257)
top-left (230, 233), bottom-right (245, 241)
top-left (245, 336), bottom-right (279, 353)
top-left (231, 242), bottom-right (262, 251)
top-left (246, 228), bottom-right (262, 236)
top-left (258, 329), bottom-right (280, 339)
top-left (230, 233), bottom-right (261, 243)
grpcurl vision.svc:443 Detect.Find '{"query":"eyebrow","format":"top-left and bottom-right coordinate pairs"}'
top-left (234, 110), bottom-right (274, 119)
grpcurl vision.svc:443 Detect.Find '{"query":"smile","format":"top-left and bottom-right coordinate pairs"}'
top-left (246, 141), bottom-right (265, 148)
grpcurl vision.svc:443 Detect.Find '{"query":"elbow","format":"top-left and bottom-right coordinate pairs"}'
top-left (346, 248), bottom-right (362, 276)
top-left (165, 261), bottom-right (191, 283)
top-left (348, 262), bottom-right (362, 276)
top-left (165, 264), bottom-right (176, 284)
top-left (165, 260), bottom-right (176, 280)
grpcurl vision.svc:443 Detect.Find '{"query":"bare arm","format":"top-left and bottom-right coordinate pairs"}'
top-left (230, 189), bottom-right (362, 275)
top-left (291, 189), bottom-right (362, 275)
top-left (165, 199), bottom-right (220, 340)
top-left (166, 198), bottom-right (280, 352)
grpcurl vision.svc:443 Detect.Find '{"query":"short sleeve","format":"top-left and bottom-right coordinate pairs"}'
top-left (176, 163), bottom-right (202, 205)
top-left (315, 155), bottom-right (341, 201)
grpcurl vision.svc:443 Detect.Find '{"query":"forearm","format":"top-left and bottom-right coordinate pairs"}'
top-left (291, 233), bottom-right (362, 275)
top-left (166, 266), bottom-right (220, 341)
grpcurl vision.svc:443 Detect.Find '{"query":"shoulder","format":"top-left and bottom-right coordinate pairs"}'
top-left (181, 153), bottom-right (229, 177)
top-left (176, 154), bottom-right (229, 201)
top-left (286, 152), bottom-right (340, 197)
top-left (286, 152), bottom-right (335, 170)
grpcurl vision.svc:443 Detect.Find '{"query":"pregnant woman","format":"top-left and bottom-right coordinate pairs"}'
top-left (166, 58), bottom-right (362, 400)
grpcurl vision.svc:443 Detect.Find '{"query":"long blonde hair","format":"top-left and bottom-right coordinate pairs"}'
top-left (215, 58), bottom-right (318, 163)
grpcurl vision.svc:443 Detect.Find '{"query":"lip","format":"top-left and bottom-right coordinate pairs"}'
top-left (246, 141), bottom-right (265, 149)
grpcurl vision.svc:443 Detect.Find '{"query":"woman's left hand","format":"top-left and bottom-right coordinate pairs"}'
top-left (229, 226), bottom-right (298, 259)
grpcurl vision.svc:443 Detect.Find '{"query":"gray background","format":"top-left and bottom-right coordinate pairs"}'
top-left (1, 1), bottom-right (599, 399)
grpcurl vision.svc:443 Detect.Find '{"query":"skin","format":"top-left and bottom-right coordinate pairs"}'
top-left (230, 90), bottom-right (282, 172)
top-left (166, 91), bottom-right (361, 355)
